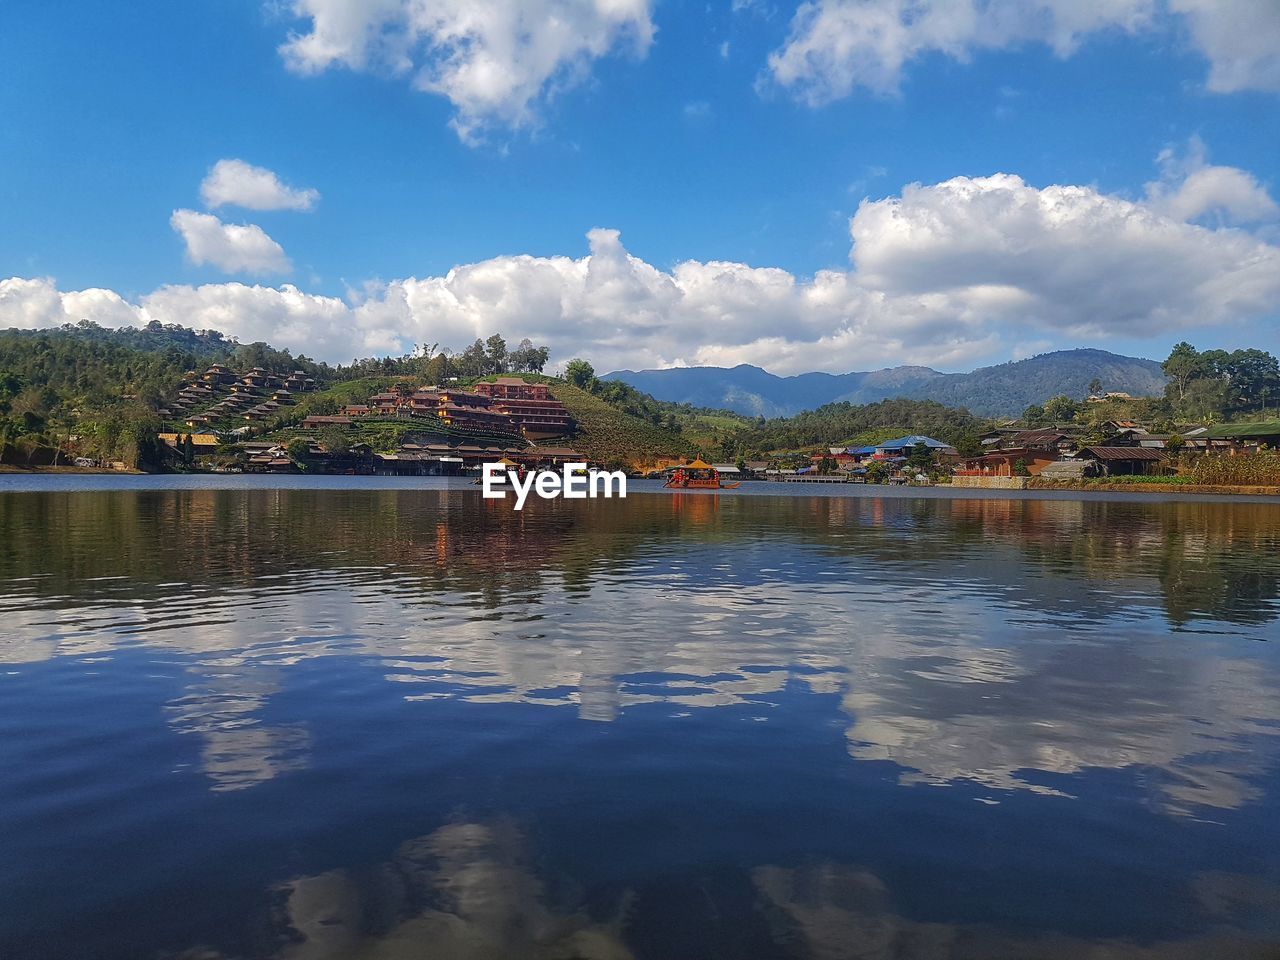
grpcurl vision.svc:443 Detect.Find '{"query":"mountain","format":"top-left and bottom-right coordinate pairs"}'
top-left (606, 349), bottom-right (1168, 418)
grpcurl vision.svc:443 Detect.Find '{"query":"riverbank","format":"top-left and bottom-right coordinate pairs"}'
top-left (0, 464), bottom-right (143, 475)
top-left (4, 473), bottom-right (1280, 504)
top-left (1026, 477), bottom-right (1280, 497)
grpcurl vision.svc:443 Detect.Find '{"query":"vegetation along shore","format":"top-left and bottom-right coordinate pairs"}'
top-left (2, 322), bottom-right (1280, 495)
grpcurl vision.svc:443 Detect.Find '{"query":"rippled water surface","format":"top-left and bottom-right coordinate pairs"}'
top-left (2, 481), bottom-right (1280, 959)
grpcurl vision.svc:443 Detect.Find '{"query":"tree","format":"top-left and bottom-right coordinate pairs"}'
top-left (286, 438), bottom-right (312, 462)
top-left (1021, 403), bottom-right (1046, 426)
top-left (1088, 377), bottom-right (1103, 398)
top-left (1161, 342), bottom-right (1201, 403)
top-left (509, 338), bottom-right (550, 373)
top-left (317, 426), bottom-right (350, 456)
top-left (565, 359), bottom-right (596, 389)
top-left (181, 433), bottom-right (195, 464)
top-left (907, 441), bottom-right (934, 471)
top-left (484, 334), bottom-right (508, 374)
top-left (1042, 395), bottom-right (1079, 423)
top-left (458, 339), bottom-right (487, 377)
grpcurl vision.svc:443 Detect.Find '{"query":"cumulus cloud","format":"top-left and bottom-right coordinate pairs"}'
top-left (765, 0), bottom-right (1280, 102)
top-left (170, 209), bottom-right (292, 276)
top-left (1146, 136), bottom-right (1280, 225)
top-left (765, 0), bottom-right (1155, 103)
top-left (277, 0), bottom-right (654, 142)
top-left (7, 169), bottom-right (1279, 373)
top-left (200, 159), bottom-right (320, 211)
top-left (1170, 0), bottom-right (1280, 93)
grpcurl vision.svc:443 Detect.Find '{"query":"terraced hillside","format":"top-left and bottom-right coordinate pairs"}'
top-left (547, 382), bottom-right (693, 466)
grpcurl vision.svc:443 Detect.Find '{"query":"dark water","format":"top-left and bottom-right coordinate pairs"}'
top-left (2, 482), bottom-right (1280, 959)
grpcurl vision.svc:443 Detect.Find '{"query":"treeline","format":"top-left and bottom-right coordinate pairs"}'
top-left (1162, 343), bottom-right (1280, 419)
top-left (335, 335), bottom-right (550, 382)
top-left (741, 398), bottom-right (985, 454)
top-left (0, 321), bottom-right (331, 466)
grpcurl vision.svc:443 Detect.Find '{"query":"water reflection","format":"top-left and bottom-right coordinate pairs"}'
top-left (167, 821), bottom-right (633, 960)
top-left (1, 488), bottom-right (1279, 957)
top-left (754, 862), bottom-right (1280, 959)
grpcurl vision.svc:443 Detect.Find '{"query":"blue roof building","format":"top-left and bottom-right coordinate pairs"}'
top-left (874, 435), bottom-right (957, 455)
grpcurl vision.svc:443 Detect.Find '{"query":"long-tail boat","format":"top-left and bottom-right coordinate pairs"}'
top-left (664, 458), bottom-right (741, 490)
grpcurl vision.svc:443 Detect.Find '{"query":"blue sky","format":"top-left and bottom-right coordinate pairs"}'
top-left (1, 1), bottom-right (1277, 374)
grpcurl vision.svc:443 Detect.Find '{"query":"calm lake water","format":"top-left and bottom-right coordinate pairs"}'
top-left (2, 479), bottom-right (1280, 959)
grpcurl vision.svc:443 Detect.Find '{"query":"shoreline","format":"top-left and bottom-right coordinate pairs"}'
top-left (2, 473), bottom-right (1279, 504)
top-left (1026, 478), bottom-right (1280, 497)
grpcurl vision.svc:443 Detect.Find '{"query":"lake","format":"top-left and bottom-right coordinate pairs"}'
top-left (2, 479), bottom-right (1279, 959)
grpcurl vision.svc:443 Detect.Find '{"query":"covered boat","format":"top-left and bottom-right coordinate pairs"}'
top-left (664, 458), bottom-right (741, 490)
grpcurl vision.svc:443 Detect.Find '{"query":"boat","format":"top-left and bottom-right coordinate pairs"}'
top-left (663, 459), bottom-right (741, 490)
top-left (471, 457), bottom-right (523, 485)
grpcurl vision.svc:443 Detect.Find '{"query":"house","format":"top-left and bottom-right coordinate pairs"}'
top-left (342, 404), bottom-right (372, 417)
top-left (1072, 446), bottom-right (1168, 476)
top-left (874, 435), bottom-right (958, 457)
top-left (158, 433), bottom-right (220, 449)
top-left (999, 429), bottom-right (1078, 453)
top-left (1086, 391), bottom-right (1135, 403)
top-left (202, 364), bottom-right (236, 384)
top-left (1204, 421), bottom-right (1280, 451)
top-left (954, 448), bottom-right (1060, 477)
top-left (301, 415), bottom-right (353, 429)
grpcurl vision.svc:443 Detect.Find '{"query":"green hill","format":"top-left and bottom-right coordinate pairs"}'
top-left (545, 381), bottom-right (693, 466)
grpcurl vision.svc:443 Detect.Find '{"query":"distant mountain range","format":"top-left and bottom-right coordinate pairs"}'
top-left (607, 349), bottom-right (1168, 418)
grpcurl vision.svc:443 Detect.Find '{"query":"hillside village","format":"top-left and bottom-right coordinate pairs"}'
top-left (3, 324), bottom-right (1280, 489)
top-left (142, 360), bottom-right (1280, 490)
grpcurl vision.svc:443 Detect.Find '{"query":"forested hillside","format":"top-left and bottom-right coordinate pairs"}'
top-left (610, 349), bottom-right (1168, 417)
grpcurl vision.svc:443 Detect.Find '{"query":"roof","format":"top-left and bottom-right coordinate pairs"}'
top-left (876, 435), bottom-right (953, 451)
top-left (301, 415), bottom-right (352, 425)
top-left (1007, 429), bottom-right (1071, 446)
top-left (686, 458), bottom-right (712, 469)
top-left (158, 433), bottom-right (219, 446)
top-left (1079, 446), bottom-right (1167, 461)
top-left (1205, 421), bottom-right (1280, 440)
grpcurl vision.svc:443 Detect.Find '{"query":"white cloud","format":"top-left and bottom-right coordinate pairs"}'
top-left (277, 0), bottom-right (655, 142)
top-left (1145, 136), bottom-right (1280, 225)
top-left (764, 0), bottom-right (1280, 103)
top-left (200, 159), bottom-right (320, 212)
top-left (846, 172), bottom-right (1280, 342)
top-left (765, 0), bottom-right (1155, 103)
top-left (170, 209), bottom-right (292, 276)
top-left (1170, 0), bottom-right (1280, 92)
top-left (0, 277), bottom-right (144, 330)
top-left (8, 167), bottom-right (1279, 374)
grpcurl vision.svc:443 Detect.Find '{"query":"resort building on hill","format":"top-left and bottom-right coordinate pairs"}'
top-left (300, 415), bottom-right (353, 428)
top-left (336, 378), bottom-right (570, 440)
top-left (202, 364), bottom-right (237, 384)
top-left (159, 433), bottom-right (220, 449)
top-left (472, 378), bottom-right (574, 438)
